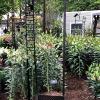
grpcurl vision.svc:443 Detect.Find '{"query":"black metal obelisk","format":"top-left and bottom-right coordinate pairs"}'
top-left (63, 0), bottom-right (67, 97)
top-left (11, 0), bottom-right (16, 50)
top-left (43, 0), bottom-right (46, 33)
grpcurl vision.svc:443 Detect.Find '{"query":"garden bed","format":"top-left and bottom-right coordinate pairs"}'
top-left (40, 91), bottom-right (63, 96)
top-left (65, 75), bottom-right (97, 100)
top-left (38, 91), bottom-right (64, 100)
top-left (0, 93), bottom-right (8, 100)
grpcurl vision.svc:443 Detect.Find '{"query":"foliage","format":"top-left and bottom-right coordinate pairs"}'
top-left (31, 0), bottom-right (100, 14)
top-left (45, 0), bottom-right (63, 31)
top-left (0, 0), bottom-right (21, 16)
top-left (51, 20), bottom-right (62, 37)
top-left (1, 33), bottom-right (100, 99)
top-left (5, 46), bottom-right (29, 100)
top-left (36, 40), bottom-right (62, 92)
top-left (0, 70), bottom-right (6, 91)
top-left (5, 34), bottom-right (62, 100)
top-left (34, 0), bottom-right (63, 34)
top-left (0, 70), bottom-right (5, 81)
top-left (37, 33), bottom-right (60, 46)
top-left (87, 63), bottom-right (100, 99)
top-left (0, 0), bottom-right (11, 15)
top-left (36, 33), bottom-right (62, 92)
top-left (35, 0), bottom-right (63, 14)
top-left (65, 36), bottom-right (100, 77)
top-left (0, 34), bottom-right (12, 48)
top-left (68, 0), bottom-right (100, 11)
top-left (0, 48), bottom-right (8, 91)
top-left (0, 47), bottom-right (9, 56)
top-left (36, 34), bottom-right (100, 78)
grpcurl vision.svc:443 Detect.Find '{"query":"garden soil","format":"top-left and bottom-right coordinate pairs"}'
top-left (65, 75), bottom-right (98, 100)
top-left (0, 93), bottom-right (7, 100)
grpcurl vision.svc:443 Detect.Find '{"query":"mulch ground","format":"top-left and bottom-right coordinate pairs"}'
top-left (0, 93), bottom-right (8, 100)
top-left (40, 91), bottom-right (62, 96)
top-left (65, 75), bottom-right (99, 100)
top-left (40, 75), bottom-right (98, 100)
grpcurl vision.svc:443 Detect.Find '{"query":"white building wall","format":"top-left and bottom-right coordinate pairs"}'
top-left (65, 10), bottom-right (100, 34)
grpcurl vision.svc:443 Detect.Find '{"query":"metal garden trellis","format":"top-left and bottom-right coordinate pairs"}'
top-left (11, 0), bottom-right (67, 99)
top-left (11, 0), bottom-right (37, 99)
top-left (11, 0), bottom-right (17, 50)
top-left (41, 0), bottom-right (67, 96)
top-left (24, 0), bottom-right (37, 100)
top-left (63, 0), bottom-right (67, 97)
top-left (43, 0), bottom-right (46, 33)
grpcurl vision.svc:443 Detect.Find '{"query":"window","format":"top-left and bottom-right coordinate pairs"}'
top-left (71, 23), bottom-right (82, 35)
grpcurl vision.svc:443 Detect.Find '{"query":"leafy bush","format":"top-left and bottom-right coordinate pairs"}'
top-left (36, 46), bottom-right (62, 92)
top-left (3, 33), bottom-right (100, 100)
top-left (65, 36), bottom-right (100, 77)
top-left (35, 34), bottom-right (62, 92)
top-left (5, 33), bottom-right (62, 100)
top-left (87, 63), bottom-right (100, 99)
top-left (5, 46), bottom-right (28, 100)
top-left (0, 34), bottom-right (12, 48)
top-left (0, 70), bottom-right (6, 92)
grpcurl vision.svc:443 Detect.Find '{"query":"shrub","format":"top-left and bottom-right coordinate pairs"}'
top-left (36, 46), bottom-right (62, 92)
top-left (5, 47), bottom-right (28, 100)
top-left (87, 63), bottom-right (100, 99)
top-left (4, 33), bottom-right (100, 100)
top-left (0, 34), bottom-right (12, 48)
top-left (65, 36), bottom-right (100, 77)
top-left (5, 34), bottom-right (62, 100)
top-left (0, 70), bottom-right (6, 92)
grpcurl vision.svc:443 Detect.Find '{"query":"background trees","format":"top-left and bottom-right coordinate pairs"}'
top-left (0, 0), bottom-right (100, 16)
top-left (0, 0), bottom-right (11, 16)
top-left (68, 0), bottom-right (100, 11)
top-left (0, 0), bottom-right (21, 15)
